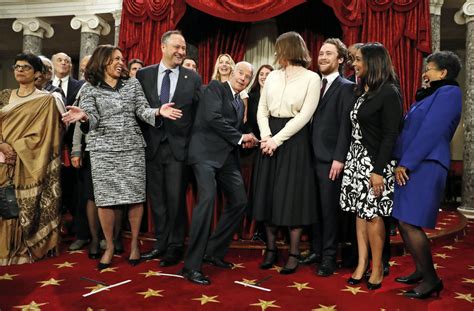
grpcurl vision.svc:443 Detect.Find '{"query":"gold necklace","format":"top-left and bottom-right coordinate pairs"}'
top-left (16, 88), bottom-right (36, 98)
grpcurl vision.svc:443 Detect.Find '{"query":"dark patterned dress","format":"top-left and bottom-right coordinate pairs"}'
top-left (340, 95), bottom-right (396, 219)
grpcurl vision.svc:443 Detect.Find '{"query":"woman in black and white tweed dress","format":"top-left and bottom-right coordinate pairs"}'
top-left (63, 45), bottom-right (182, 270)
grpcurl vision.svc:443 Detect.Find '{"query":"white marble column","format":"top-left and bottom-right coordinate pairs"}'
top-left (12, 18), bottom-right (54, 55)
top-left (430, 0), bottom-right (444, 52)
top-left (112, 10), bottom-right (122, 46)
top-left (455, 0), bottom-right (474, 219)
top-left (70, 15), bottom-right (111, 62)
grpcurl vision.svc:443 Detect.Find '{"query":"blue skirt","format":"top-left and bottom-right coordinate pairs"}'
top-left (392, 160), bottom-right (447, 229)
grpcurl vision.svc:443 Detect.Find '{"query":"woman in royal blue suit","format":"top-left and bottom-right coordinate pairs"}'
top-left (392, 51), bottom-right (462, 299)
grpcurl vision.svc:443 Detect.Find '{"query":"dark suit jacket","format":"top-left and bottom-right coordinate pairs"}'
top-left (136, 65), bottom-right (201, 161)
top-left (394, 85), bottom-right (462, 171)
top-left (357, 83), bottom-right (403, 175)
top-left (311, 76), bottom-right (355, 163)
top-left (187, 80), bottom-right (245, 168)
top-left (66, 78), bottom-right (85, 106)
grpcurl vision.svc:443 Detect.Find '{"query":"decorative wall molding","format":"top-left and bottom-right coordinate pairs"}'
top-left (455, 0), bottom-right (474, 25)
top-left (70, 14), bottom-right (111, 35)
top-left (429, 0), bottom-right (444, 16)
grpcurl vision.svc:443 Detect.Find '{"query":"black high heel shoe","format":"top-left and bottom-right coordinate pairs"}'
top-left (88, 244), bottom-right (101, 260)
top-left (280, 253), bottom-right (299, 275)
top-left (404, 280), bottom-right (443, 299)
top-left (367, 281), bottom-right (382, 290)
top-left (97, 261), bottom-right (111, 270)
top-left (347, 265), bottom-right (369, 285)
top-left (260, 248), bottom-right (278, 270)
top-left (128, 258), bottom-right (141, 266)
top-left (395, 274), bottom-right (423, 284)
top-left (114, 238), bottom-right (124, 255)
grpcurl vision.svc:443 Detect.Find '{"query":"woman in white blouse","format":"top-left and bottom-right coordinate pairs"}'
top-left (253, 31), bottom-right (320, 274)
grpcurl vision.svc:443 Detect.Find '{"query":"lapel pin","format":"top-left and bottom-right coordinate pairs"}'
top-left (184, 75), bottom-right (188, 79)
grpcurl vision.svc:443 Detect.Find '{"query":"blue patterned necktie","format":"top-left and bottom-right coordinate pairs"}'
top-left (160, 69), bottom-right (171, 104)
top-left (232, 93), bottom-right (243, 116)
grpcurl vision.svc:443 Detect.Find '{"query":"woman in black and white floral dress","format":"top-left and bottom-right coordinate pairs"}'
top-left (339, 43), bottom-right (402, 290)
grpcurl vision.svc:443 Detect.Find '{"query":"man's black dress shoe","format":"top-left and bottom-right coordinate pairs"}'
top-left (180, 268), bottom-right (211, 285)
top-left (298, 252), bottom-right (322, 265)
top-left (317, 259), bottom-right (336, 277)
top-left (395, 274), bottom-right (423, 284)
top-left (203, 254), bottom-right (233, 269)
top-left (160, 249), bottom-right (183, 267)
top-left (140, 249), bottom-right (165, 260)
top-left (404, 280), bottom-right (443, 299)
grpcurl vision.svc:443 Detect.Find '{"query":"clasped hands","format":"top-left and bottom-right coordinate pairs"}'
top-left (260, 136), bottom-right (277, 156)
top-left (242, 133), bottom-right (259, 149)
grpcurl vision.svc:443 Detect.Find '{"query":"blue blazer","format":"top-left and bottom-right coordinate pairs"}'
top-left (393, 85), bottom-right (462, 171)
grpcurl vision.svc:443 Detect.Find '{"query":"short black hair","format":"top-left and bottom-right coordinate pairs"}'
top-left (426, 51), bottom-right (462, 80)
top-left (14, 52), bottom-right (43, 73)
top-left (128, 58), bottom-right (144, 69)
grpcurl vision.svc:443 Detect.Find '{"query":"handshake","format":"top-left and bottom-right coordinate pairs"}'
top-left (241, 133), bottom-right (259, 149)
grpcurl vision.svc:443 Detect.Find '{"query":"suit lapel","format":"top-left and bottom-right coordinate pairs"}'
top-left (171, 66), bottom-right (185, 103)
top-left (146, 65), bottom-right (159, 107)
top-left (318, 76), bottom-right (342, 110)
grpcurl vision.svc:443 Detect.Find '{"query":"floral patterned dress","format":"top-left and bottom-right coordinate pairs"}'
top-left (339, 94), bottom-right (396, 219)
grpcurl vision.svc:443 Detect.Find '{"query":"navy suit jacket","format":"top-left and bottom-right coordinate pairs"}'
top-left (188, 80), bottom-right (245, 168)
top-left (136, 65), bottom-right (201, 161)
top-left (393, 85), bottom-right (462, 171)
top-left (311, 75), bottom-right (355, 163)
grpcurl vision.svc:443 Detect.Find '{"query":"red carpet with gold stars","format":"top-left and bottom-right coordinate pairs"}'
top-left (0, 213), bottom-right (473, 311)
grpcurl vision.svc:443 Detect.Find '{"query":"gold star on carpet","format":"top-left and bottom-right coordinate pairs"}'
top-left (99, 267), bottom-right (118, 273)
top-left (341, 286), bottom-right (368, 295)
top-left (442, 245), bottom-right (457, 250)
top-left (0, 273), bottom-right (19, 280)
top-left (388, 261), bottom-right (399, 267)
top-left (288, 282), bottom-right (313, 291)
top-left (468, 265), bottom-right (474, 270)
top-left (435, 227), bottom-right (443, 230)
top-left (438, 222), bottom-right (449, 225)
top-left (241, 278), bottom-right (257, 285)
top-left (462, 278), bottom-right (474, 284)
top-left (68, 250), bottom-right (84, 254)
top-left (454, 292), bottom-right (474, 303)
top-left (434, 253), bottom-right (451, 259)
top-left (13, 300), bottom-right (48, 310)
top-left (37, 278), bottom-right (64, 287)
top-left (232, 263), bottom-right (245, 270)
top-left (86, 284), bottom-right (109, 293)
top-left (54, 261), bottom-right (76, 268)
top-left (433, 263), bottom-right (444, 270)
top-left (312, 304), bottom-right (337, 311)
top-left (396, 290), bottom-right (407, 296)
top-left (192, 294), bottom-right (220, 305)
top-left (270, 265), bottom-right (282, 273)
top-left (250, 299), bottom-right (280, 310)
top-left (140, 270), bottom-right (162, 278)
top-left (137, 288), bottom-right (164, 298)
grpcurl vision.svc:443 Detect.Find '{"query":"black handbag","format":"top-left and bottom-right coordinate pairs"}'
top-left (0, 166), bottom-right (19, 219)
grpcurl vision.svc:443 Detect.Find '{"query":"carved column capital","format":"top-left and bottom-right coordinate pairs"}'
top-left (429, 0), bottom-right (444, 16)
top-left (12, 18), bottom-right (54, 39)
top-left (70, 15), bottom-right (111, 36)
top-left (455, 0), bottom-right (474, 25)
top-left (112, 9), bottom-right (122, 27)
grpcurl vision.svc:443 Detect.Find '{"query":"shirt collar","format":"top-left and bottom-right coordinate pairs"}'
top-left (159, 61), bottom-right (179, 75)
top-left (322, 71), bottom-right (340, 85)
top-left (226, 81), bottom-right (239, 98)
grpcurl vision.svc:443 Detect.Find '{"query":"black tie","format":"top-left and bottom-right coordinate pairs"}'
top-left (58, 79), bottom-right (62, 89)
top-left (320, 78), bottom-right (328, 99)
top-left (160, 69), bottom-right (171, 104)
top-left (232, 94), bottom-right (243, 116)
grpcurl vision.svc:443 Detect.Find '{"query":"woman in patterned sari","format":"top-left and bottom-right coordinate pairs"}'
top-left (0, 53), bottom-right (65, 265)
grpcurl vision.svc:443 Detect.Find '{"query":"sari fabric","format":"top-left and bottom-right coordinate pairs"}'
top-left (0, 89), bottom-right (62, 265)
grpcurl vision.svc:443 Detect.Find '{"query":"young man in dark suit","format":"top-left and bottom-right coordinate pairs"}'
top-left (301, 38), bottom-right (355, 276)
top-left (136, 30), bottom-right (201, 267)
top-left (181, 62), bottom-right (258, 285)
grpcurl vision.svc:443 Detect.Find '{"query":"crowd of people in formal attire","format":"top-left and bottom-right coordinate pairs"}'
top-left (0, 29), bottom-right (463, 299)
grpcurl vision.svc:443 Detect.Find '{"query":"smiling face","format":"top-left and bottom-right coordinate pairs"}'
top-left (258, 67), bottom-right (272, 88)
top-left (353, 49), bottom-right (366, 78)
top-left (104, 49), bottom-right (124, 81)
top-left (230, 62), bottom-right (253, 93)
top-left (218, 55), bottom-right (232, 78)
top-left (422, 61), bottom-right (447, 86)
top-left (318, 43), bottom-right (342, 75)
top-left (161, 34), bottom-right (186, 69)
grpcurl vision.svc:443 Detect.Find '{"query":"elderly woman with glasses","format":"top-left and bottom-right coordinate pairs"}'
top-left (0, 53), bottom-right (66, 265)
top-left (392, 51), bottom-right (462, 299)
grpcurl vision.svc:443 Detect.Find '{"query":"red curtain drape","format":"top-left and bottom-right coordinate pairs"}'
top-left (322, 0), bottom-right (431, 110)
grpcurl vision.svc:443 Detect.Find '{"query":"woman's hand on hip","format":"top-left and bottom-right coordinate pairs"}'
top-left (370, 172), bottom-right (384, 198)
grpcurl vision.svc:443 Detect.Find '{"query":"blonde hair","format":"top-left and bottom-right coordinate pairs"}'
top-left (211, 53), bottom-right (235, 82)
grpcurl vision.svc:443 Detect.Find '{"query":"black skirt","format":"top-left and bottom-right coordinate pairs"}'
top-left (79, 151), bottom-right (94, 201)
top-left (252, 117), bottom-right (317, 226)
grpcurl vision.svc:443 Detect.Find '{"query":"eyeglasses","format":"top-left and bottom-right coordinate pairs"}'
top-left (424, 67), bottom-right (439, 72)
top-left (12, 64), bottom-right (33, 71)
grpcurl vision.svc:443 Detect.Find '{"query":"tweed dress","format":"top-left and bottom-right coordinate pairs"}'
top-left (79, 78), bottom-right (157, 207)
